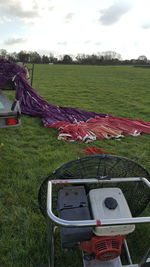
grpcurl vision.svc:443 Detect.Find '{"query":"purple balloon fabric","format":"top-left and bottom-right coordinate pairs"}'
top-left (0, 59), bottom-right (107, 125)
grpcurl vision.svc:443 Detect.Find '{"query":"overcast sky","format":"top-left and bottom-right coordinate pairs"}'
top-left (0, 0), bottom-right (150, 59)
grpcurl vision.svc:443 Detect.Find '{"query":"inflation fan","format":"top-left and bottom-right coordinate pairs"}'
top-left (38, 155), bottom-right (150, 267)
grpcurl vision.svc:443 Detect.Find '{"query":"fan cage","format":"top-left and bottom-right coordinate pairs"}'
top-left (38, 154), bottom-right (150, 217)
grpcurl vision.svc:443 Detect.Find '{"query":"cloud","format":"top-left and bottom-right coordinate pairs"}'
top-left (0, 16), bottom-right (12, 23)
top-left (84, 41), bottom-right (101, 46)
top-left (57, 41), bottom-right (67, 46)
top-left (99, 1), bottom-right (132, 25)
top-left (4, 37), bottom-right (27, 45)
top-left (48, 6), bottom-right (54, 11)
top-left (0, 0), bottom-right (39, 19)
top-left (84, 40), bottom-right (91, 44)
top-left (95, 42), bottom-right (101, 46)
top-left (142, 23), bottom-right (150, 29)
top-left (64, 12), bottom-right (74, 23)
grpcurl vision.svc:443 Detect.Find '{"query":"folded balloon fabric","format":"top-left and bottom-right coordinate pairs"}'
top-left (0, 59), bottom-right (150, 143)
top-left (48, 115), bottom-right (150, 143)
top-left (79, 147), bottom-right (110, 154)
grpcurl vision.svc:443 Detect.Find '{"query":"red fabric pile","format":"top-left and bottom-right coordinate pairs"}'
top-left (79, 147), bottom-right (109, 154)
top-left (48, 115), bottom-right (150, 143)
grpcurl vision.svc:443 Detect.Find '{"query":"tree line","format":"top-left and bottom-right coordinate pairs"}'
top-left (0, 49), bottom-right (149, 65)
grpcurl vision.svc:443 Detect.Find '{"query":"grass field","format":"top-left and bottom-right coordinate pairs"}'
top-left (0, 64), bottom-right (150, 267)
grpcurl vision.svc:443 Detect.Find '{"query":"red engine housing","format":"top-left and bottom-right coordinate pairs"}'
top-left (80, 235), bottom-right (125, 261)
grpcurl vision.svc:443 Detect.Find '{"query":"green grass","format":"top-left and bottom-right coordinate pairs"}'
top-left (0, 64), bottom-right (150, 267)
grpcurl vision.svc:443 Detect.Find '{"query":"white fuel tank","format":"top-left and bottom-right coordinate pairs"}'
top-left (89, 188), bottom-right (135, 236)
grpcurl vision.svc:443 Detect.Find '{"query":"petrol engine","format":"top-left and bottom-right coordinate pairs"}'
top-left (57, 186), bottom-right (135, 262)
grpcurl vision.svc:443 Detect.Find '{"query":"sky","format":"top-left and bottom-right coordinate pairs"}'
top-left (0, 0), bottom-right (150, 60)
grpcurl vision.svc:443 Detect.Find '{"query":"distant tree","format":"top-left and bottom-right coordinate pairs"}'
top-left (137, 55), bottom-right (147, 62)
top-left (62, 54), bottom-right (73, 64)
top-left (76, 54), bottom-right (93, 64)
top-left (48, 53), bottom-right (57, 63)
top-left (52, 57), bottom-right (58, 63)
top-left (89, 54), bottom-right (105, 65)
top-left (1, 49), bottom-right (124, 65)
top-left (0, 49), bottom-right (7, 59)
top-left (29, 51), bottom-right (41, 63)
top-left (75, 51), bottom-right (122, 65)
top-left (18, 51), bottom-right (30, 63)
top-left (42, 55), bottom-right (49, 63)
top-left (75, 54), bottom-right (85, 64)
top-left (8, 52), bottom-right (19, 62)
top-left (101, 51), bottom-right (122, 61)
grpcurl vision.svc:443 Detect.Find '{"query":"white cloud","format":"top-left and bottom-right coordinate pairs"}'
top-left (4, 38), bottom-right (27, 45)
top-left (142, 23), bottom-right (150, 29)
top-left (0, 0), bottom-right (54, 23)
top-left (64, 12), bottom-right (74, 23)
top-left (0, 16), bottom-right (12, 24)
top-left (1, 0), bottom-right (150, 59)
top-left (95, 42), bottom-right (101, 46)
top-left (99, 1), bottom-right (132, 25)
top-left (57, 41), bottom-right (68, 46)
top-left (0, 0), bottom-right (39, 19)
top-left (84, 40), bottom-right (92, 44)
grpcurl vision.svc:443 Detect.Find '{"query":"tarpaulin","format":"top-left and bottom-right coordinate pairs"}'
top-left (0, 59), bottom-right (150, 143)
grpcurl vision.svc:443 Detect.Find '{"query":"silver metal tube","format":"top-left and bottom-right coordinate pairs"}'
top-left (51, 177), bottom-right (141, 185)
top-left (47, 180), bottom-right (150, 228)
top-left (140, 177), bottom-right (150, 188)
top-left (139, 248), bottom-right (150, 267)
top-left (123, 239), bottom-right (133, 265)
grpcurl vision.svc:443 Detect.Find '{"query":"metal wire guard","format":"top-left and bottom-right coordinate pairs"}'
top-left (38, 155), bottom-right (150, 217)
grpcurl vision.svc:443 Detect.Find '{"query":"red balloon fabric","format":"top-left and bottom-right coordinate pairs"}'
top-left (79, 147), bottom-right (109, 154)
top-left (48, 115), bottom-right (150, 143)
